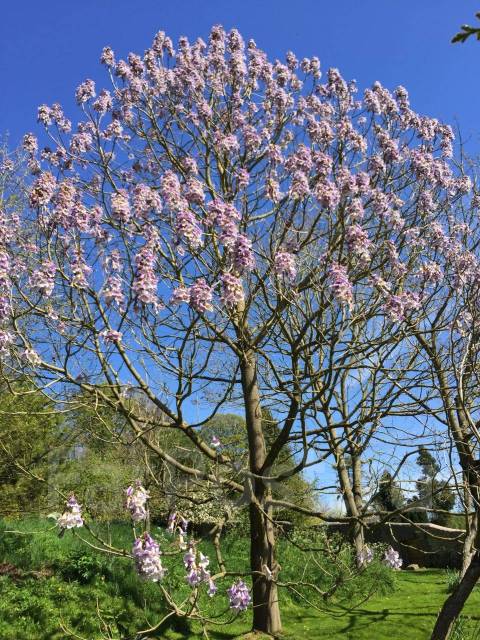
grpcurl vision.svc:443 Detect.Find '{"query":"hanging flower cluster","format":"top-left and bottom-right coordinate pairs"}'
top-left (227, 580), bottom-right (252, 611)
top-left (57, 495), bottom-right (84, 531)
top-left (183, 546), bottom-right (217, 596)
top-left (170, 279), bottom-right (214, 313)
top-left (167, 511), bottom-right (189, 549)
top-left (132, 532), bottom-right (166, 581)
top-left (357, 546), bottom-right (374, 567)
top-left (273, 251), bottom-right (297, 281)
top-left (125, 481), bottom-right (149, 522)
top-left (384, 546), bottom-right (403, 570)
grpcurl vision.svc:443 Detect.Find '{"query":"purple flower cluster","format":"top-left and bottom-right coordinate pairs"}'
top-left (166, 512), bottom-right (189, 549)
top-left (22, 133), bottom-right (38, 156)
top-left (233, 234), bottom-right (255, 273)
top-left (30, 261), bottom-right (56, 297)
top-left (57, 495), bottom-right (84, 530)
top-left (183, 547), bottom-right (216, 595)
top-left (132, 232), bottom-right (159, 306)
top-left (357, 546), bottom-right (374, 567)
top-left (125, 481), bottom-right (149, 522)
top-left (175, 209), bottom-right (203, 249)
top-left (328, 262), bottom-right (353, 308)
top-left (345, 225), bottom-right (371, 264)
top-left (70, 252), bottom-right (92, 289)
top-left (205, 200), bottom-right (240, 247)
top-left (132, 533), bottom-right (166, 581)
top-left (384, 546), bottom-right (402, 570)
top-left (227, 580), bottom-right (251, 611)
top-left (102, 274), bottom-right (124, 307)
top-left (75, 79), bottom-right (96, 104)
top-left (29, 172), bottom-right (56, 208)
top-left (0, 330), bottom-right (13, 353)
top-left (111, 190), bottom-right (131, 224)
top-left (383, 292), bottom-right (420, 322)
top-left (273, 251), bottom-right (297, 281)
top-left (221, 273), bottom-right (244, 306)
top-left (174, 278), bottom-right (214, 313)
top-left (132, 184), bottom-right (162, 217)
top-left (100, 329), bottom-right (123, 343)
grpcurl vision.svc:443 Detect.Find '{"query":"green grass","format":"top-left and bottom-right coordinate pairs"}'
top-left (1, 519), bottom-right (480, 639)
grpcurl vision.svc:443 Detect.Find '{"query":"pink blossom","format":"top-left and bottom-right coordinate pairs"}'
top-left (384, 292), bottom-right (420, 322)
top-left (289, 171), bottom-right (310, 199)
top-left (93, 89), bottom-right (113, 114)
top-left (273, 251), bottom-right (297, 281)
top-left (315, 180), bottom-right (340, 209)
top-left (29, 172), bottom-right (56, 208)
top-left (215, 132), bottom-right (239, 154)
top-left (22, 133), bottom-right (38, 156)
top-left (328, 262), bottom-right (353, 307)
top-left (132, 234), bottom-right (159, 305)
top-left (111, 189), bottom-right (131, 224)
top-left (345, 225), bottom-right (371, 263)
top-left (175, 209), bottom-right (203, 248)
top-left (221, 273), bottom-right (244, 306)
top-left (233, 234), bottom-right (255, 273)
top-left (101, 329), bottom-right (123, 343)
top-left (160, 171), bottom-right (185, 211)
top-left (30, 261), bottom-right (56, 297)
top-left (132, 184), bottom-right (162, 217)
top-left (100, 46), bottom-right (115, 67)
top-left (75, 79), bottom-right (96, 104)
top-left (170, 286), bottom-right (191, 305)
top-left (102, 274), bottom-right (124, 307)
top-left (189, 279), bottom-right (213, 313)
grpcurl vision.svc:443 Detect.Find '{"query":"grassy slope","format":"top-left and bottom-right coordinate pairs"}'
top-left (1, 519), bottom-right (480, 639)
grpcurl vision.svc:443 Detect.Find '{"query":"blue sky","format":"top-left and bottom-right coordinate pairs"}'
top-left (1, 1), bottom-right (480, 149)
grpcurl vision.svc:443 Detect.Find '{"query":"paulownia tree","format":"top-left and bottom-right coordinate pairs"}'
top-left (0, 25), bottom-right (473, 635)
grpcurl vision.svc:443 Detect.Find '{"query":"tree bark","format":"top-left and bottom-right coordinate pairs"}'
top-left (249, 500), bottom-right (282, 635)
top-left (337, 452), bottom-right (365, 565)
top-left (462, 516), bottom-right (477, 579)
top-left (241, 349), bottom-right (282, 635)
top-left (431, 552), bottom-right (480, 640)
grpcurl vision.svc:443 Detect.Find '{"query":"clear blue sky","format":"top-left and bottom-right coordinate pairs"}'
top-left (1, 1), bottom-right (480, 149)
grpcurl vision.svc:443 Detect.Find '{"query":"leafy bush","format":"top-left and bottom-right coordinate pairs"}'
top-left (55, 550), bottom-right (110, 584)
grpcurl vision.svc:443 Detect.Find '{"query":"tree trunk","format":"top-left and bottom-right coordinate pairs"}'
top-left (337, 452), bottom-right (365, 566)
top-left (462, 517), bottom-right (477, 578)
top-left (240, 349), bottom-right (282, 635)
top-left (249, 500), bottom-right (282, 635)
top-left (461, 487), bottom-right (477, 578)
top-left (352, 455), bottom-right (365, 563)
top-left (431, 552), bottom-right (480, 640)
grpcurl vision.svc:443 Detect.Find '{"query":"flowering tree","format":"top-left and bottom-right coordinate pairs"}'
top-left (0, 25), bottom-right (474, 635)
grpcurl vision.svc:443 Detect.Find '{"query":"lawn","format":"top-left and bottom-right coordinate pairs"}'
top-left (1, 519), bottom-right (479, 639)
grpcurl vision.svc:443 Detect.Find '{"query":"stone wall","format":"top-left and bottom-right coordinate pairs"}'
top-left (324, 522), bottom-right (466, 569)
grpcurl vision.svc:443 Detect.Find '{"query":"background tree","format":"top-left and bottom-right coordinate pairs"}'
top-left (374, 470), bottom-right (405, 516)
top-left (414, 448), bottom-right (456, 526)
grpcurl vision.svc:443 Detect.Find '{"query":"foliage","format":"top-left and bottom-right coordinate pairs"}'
top-left (414, 447), bottom-right (456, 525)
top-left (0, 381), bottom-right (70, 517)
top-left (373, 471), bottom-right (405, 515)
top-left (452, 13), bottom-right (480, 44)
